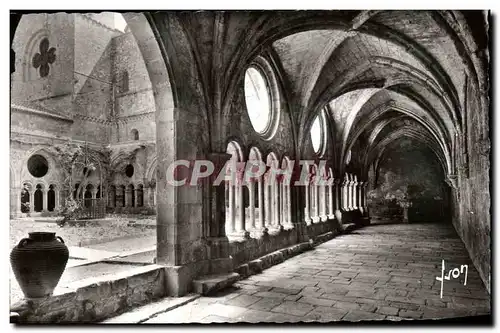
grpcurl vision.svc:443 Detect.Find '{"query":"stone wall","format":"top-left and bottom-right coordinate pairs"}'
top-left (11, 13), bottom-right (75, 113)
top-left (451, 76), bottom-right (491, 293)
top-left (11, 265), bottom-right (166, 323)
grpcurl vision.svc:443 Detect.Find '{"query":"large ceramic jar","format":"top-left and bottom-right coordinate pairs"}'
top-left (10, 232), bottom-right (69, 298)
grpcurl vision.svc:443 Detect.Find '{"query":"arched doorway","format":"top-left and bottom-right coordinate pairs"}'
top-left (34, 184), bottom-right (43, 212)
top-left (47, 184), bottom-right (55, 211)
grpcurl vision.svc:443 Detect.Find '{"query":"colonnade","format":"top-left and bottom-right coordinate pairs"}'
top-left (107, 184), bottom-right (156, 209)
top-left (18, 183), bottom-right (60, 214)
top-left (225, 168), bottom-right (292, 236)
top-left (303, 172), bottom-right (368, 225)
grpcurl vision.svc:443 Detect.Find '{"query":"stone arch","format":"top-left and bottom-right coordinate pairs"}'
top-left (226, 140), bottom-right (244, 162)
top-left (146, 157), bottom-right (158, 182)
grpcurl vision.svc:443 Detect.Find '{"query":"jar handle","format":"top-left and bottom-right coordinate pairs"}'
top-left (17, 238), bottom-right (31, 248)
top-left (56, 236), bottom-right (65, 244)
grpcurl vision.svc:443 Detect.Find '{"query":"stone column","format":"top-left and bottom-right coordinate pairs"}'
top-left (272, 177), bottom-right (279, 229)
top-left (314, 182), bottom-right (320, 221)
top-left (55, 190), bottom-right (60, 210)
top-left (279, 183), bottom-right (284, 225)
top-left (134, 189), bottom-right (139, 207)
top-left (363, 182), bottom-right (368, 212)
top-left (29, 192), bottom-right (34, 213)
top-left (347, 179), bottom-right (353, 211)
top-left (264, 175), bottom-right (272, 228)
top-left (228, 182), bottom-right (236, 234)
top-left (342, 177), bottom-right (348, 210)
top-left (304, 183), bottom-right (312, 224)
top-left (320, 182), bottom-right (327, 221)
top-left (42, 190), bottom-right (48, 211)
top-left (258, 175), bottom-right (265, 232)
top-left (125, 188), bottom-right (130, 207)
top-left (287, 184), bottom-right (292, 226)
top-left (328, 180), bottom-right (334, 218)
top-left (357, 182), bottom-right (363, 213)
top-left (236, 181), bottom-right (246, 235)
top-left (276, 180), bottom-right (282, 230)
top-left (352, 180), bottom-right (358, 210)
top-left (143, 186), bottom-right (150, 207)
top-left (248, 182), bottom-right (256, 230)
top-left (153, 187), bottom-right (157, 207)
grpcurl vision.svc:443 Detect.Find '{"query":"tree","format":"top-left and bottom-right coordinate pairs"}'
top-left (51, 143), bottom-right (110, 226)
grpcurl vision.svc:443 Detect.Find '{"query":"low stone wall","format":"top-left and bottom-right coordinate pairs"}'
top-left (11, 265), bottom-right (166, 323)
top-left (229, 227), bottom-right (299, 268)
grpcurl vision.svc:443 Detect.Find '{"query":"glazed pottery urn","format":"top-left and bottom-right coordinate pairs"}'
top-left (10, 232), bottom-right (69, 298)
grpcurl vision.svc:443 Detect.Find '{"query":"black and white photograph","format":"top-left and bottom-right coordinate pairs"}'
top-left (7, 6), bottom-right (492, 326)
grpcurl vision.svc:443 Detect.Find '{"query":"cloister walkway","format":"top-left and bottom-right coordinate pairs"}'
top-left (140, 221), bottom-right (490, 323)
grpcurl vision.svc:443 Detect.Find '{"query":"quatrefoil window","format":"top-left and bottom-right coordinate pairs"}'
top-left (32, 38), bottom-right (56, 78)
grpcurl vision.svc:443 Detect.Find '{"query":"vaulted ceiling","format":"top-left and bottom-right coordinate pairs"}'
top-left (147, 10), bottom-right (488, 177)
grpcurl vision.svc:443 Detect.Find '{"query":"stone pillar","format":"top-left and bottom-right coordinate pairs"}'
top-left (363, 182), bottom-right (368, 213)
top-left (258, 175), bottom-right (266, 232)
top-left (228, 182), bottom-right (236, 234)
top-left (248, 182), bottom-right (255, 230)
top-left (320, 182), bottom-right (327, 221)
top-left (352, 180), bottom-right (358, 210)
top-left (29, 192), bottom-right (34, 213)
top-left (328, 180), bottom-right (334, 218)
top-left (272, 177), bottom-right (279, 228)
top-left (279, 183), bottom-right (284, 224)
top-left (276, 180), bottom-right (282, 230)
top-left (143, 186), bottom-right (150, 207)
top-left (287, 184), bottom-right (292, 225)
top-left (55, 190), bottom-right (60, 210)
top-left (134, 189), bottom-right (140, 207)
top-left (357, 182), bottom-right (363, 213)
top-left (264, 177), bottom-right (272, 228)
top-left (347, 179), bottom-right (353, 211)
top-left (342, 177), bottom-right (348, 210)
top-left (304, 183), bottom-right (312, 224)
top-left (125, 188), bottom-right (131, 207)
top-left (42, 190), bottom-right (48, 211)
top-left (153, 187), bottom-right (157, 207)
top-left (236, 181), bottom-right (246, 235)
top-left (313, 183), bottom-right (319, 222)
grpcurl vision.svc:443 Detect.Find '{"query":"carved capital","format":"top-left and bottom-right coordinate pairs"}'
top-left (445, 174), bottom-right (458, 190)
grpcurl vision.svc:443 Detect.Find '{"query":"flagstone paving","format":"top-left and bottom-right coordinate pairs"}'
top-left (143, 222), bottom-right (490, 323)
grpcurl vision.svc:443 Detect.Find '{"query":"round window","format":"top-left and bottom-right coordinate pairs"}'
top-left (27, 154), bottom-right (49, 178)
top-left (125, 164), bottom-right (134, 178)
top-left (244, 66), bottom-right (271, 134)
top-left (311, 116), bottom-right (322, 153)
top-left (310, 109), bottom-right (327, 156)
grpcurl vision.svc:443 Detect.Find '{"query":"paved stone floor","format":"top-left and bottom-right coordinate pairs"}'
top-left (144, 221), bottom-right (490, 323)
